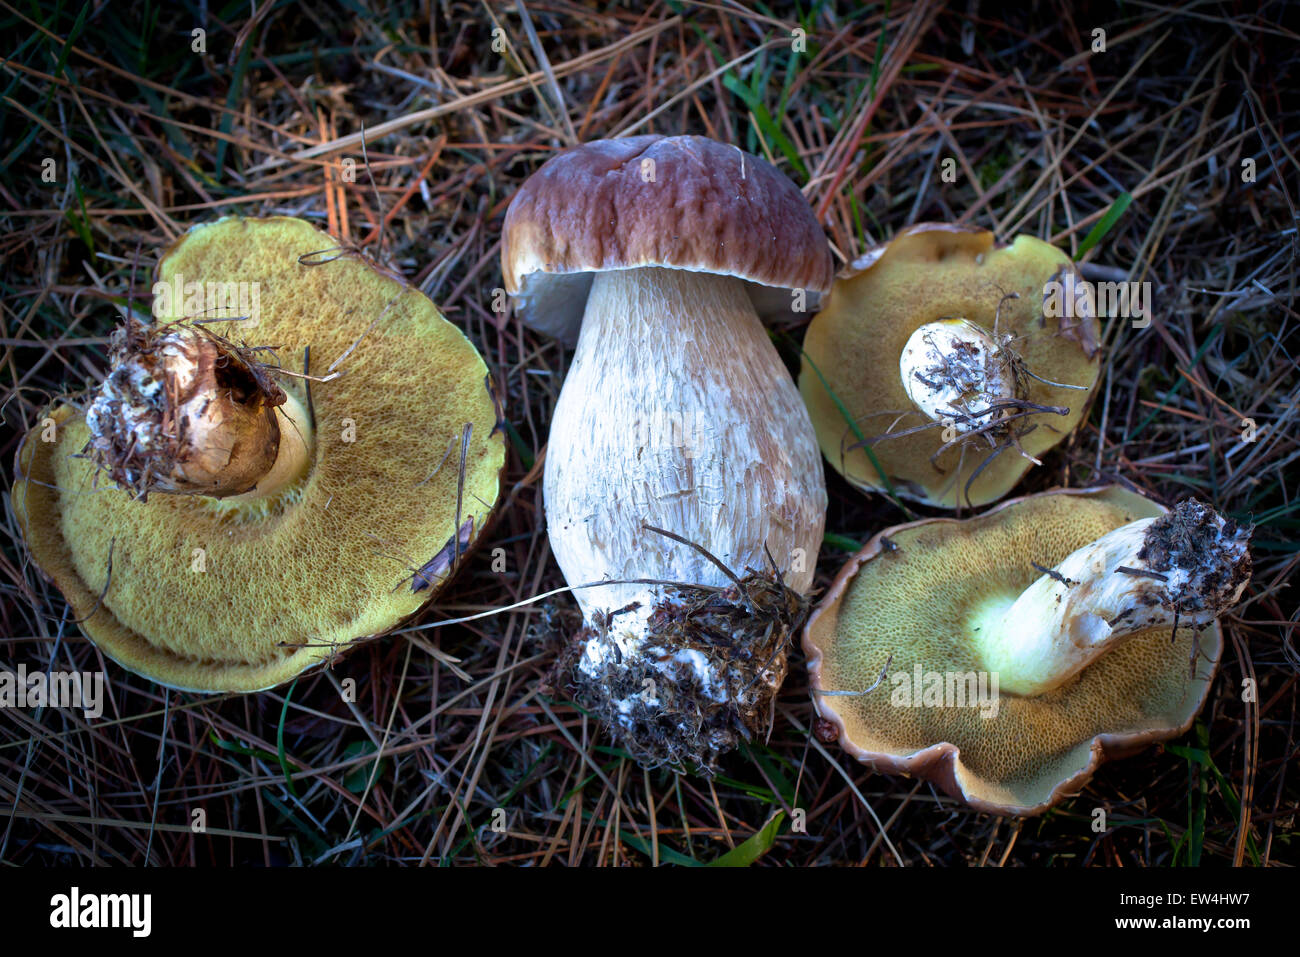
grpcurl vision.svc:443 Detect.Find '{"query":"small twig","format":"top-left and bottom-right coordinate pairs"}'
top-left (1116, 566), bottom-right (1169, 581)
top-left (641, 523), bottom-right (744, 588)
top-left (816, 654), bottom-right (894, 697)
top-left (66, 538), bottom-right (115, 624)
top-left (1031, 561), bottom-right (1078, 587)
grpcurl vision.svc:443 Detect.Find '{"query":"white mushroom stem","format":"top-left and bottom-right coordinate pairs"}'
top-left (545, 266), bottom-right (826, 687)
top-left (975, 500), bottom-right (1251, 696)
top-left (86, 323), bottom-right (313, 499)
top-left (899, 318), bottom-right (1016, 433)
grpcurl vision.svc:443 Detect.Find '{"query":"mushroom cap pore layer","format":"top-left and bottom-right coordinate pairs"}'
top-left (803, 486), bottom-right (1222, 815)
top-left (13, 216), bottom-right (505, 692)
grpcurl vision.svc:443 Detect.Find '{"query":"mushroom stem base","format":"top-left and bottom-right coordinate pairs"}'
top-left (557, 572), bottom-right (808, 773)
top-left (899, 318), bottom-right (1019, 432)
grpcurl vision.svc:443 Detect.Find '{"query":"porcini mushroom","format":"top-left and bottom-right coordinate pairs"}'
top-left (799, 223), bottom-right (1101, 509)
top-left (13, 216), bottom-right (505, 693)
top-left (803, 486), bottom-right (1251, 815)
top-left (503, 135), bottom-right (833, 770)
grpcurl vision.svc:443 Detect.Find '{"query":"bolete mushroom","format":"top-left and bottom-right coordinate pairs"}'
top-left (502, 135), bottom-right (833, 770)
top-left (803, 486), bottom-right (1251, 815)
top-left (13, 216), bottom-right (505, 693)
top-left (799, 223), bottom-right (1101, 509)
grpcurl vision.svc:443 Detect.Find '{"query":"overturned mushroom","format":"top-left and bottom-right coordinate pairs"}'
top-left (14, 216), bottom-right (505, 692)
top-left (799, 223), bottom-right (1101, 509)
top-left (503, 135), bottom-right (832, 771)
top-left (803, 487), bottom-right (1250, 815)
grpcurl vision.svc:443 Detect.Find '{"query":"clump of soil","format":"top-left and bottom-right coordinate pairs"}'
top-left (554, 571), bottom-right (810, 774)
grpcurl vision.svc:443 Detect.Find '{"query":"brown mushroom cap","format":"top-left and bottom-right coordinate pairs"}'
top-left (502, 134), bottom-right (835, 343)
top-left (798, 223), bottom-right (1101, 509)
top-left (803, 486), bottom-right (1222, 816)
top-left (13, 216), bottom-right (505, 693)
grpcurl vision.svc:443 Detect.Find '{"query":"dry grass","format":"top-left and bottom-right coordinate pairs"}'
top-left (1, 0), bottom-right (1296, 866)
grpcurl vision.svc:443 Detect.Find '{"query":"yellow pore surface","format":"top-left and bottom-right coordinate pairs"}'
top-left (800, 227), bottom-right (1101, 508)
top-left (14, 217), bottom-right (504, 692)
top-left (805, 487), bottom-right (1220, 812)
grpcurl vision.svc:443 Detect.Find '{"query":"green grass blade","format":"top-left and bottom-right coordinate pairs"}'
top-left (1075, 191), bottom-right (1133, 259)
top-left (708, 812), bottom-right (785, 866)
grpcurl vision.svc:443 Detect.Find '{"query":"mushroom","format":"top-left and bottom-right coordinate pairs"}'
top-left (799, 223), bottom-right (1101, 509)
top-left (502, 135), bottom-right (833, 770)
top-left (803, 486), bottom-right (1251, 815)
top-left (13, 216), bottom-right (505, 693)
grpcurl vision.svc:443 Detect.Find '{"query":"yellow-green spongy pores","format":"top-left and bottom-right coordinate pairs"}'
top-left (13, 217), bottom-right (505, 693)
top-left (804, 487), bottom-right (1222, 815)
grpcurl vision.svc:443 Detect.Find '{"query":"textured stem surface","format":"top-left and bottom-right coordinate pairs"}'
top-left (977, 500), bottom-right (1251, 695)
top-left (546, 267), bottom-right (825, 629)
top-left (545, 267), bottom-right (826, 769)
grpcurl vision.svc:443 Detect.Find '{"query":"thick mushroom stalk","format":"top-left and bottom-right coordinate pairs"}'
top-left (899, 318), bottom-right (1018, 433)
top-left (85, 320), bottom-right (311, 500)
top-left (976, 500), bottom-right (1251, 695)
top-left (548, 266), bottom-right (826, 770)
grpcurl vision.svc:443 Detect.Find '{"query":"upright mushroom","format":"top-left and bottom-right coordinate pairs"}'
top-left (14, 216), bottom-right (505, 692)
top-left (804, 487), bottom-right (1251, 814)
top-left (503, 135), bottom-right (833, 770)
top-left (799, 223), bottom-right (1101, 509)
